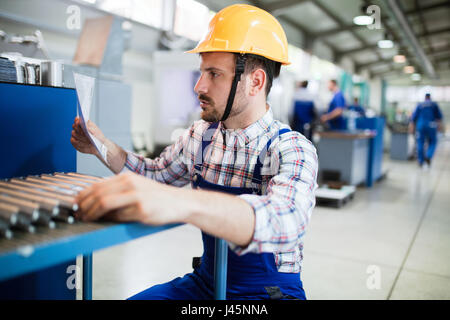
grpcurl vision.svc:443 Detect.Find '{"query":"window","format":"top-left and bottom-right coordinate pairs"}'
top-left (80, 0), bottom-right (165, 29)
top-left (174, 0), bottom-right (214, 41)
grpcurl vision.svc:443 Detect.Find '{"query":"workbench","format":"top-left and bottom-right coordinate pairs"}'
top-left (317, 130), bottom-right (375, 186)
top-left (0, 222), bottom-right (181, 299)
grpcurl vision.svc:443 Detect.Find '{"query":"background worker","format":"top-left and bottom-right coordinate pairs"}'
top-left (320, 79), bottom-right (346, 130)
top-left (71, 4), bottom-right (318, 300)
top-left (409, 93), bottom-right (443, 168)
top-left (290, 80), bottom-right (317, 141)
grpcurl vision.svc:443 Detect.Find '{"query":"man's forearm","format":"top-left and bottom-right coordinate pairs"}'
top-left (181, 188), bottom-right (255, 247)
top-left (97, 138), bottom-right (128, 174)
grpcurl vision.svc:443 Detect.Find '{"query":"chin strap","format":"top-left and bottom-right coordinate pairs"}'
top-left (220, 55), bottom-right (247, 122)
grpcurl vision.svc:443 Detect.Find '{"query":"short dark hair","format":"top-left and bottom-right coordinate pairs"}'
top-left (301, 80), bottom-right (308, 88)
top-left (330, 79), bottom-right (338, 86)
top-left (236, 53), bottom-right (281, 97)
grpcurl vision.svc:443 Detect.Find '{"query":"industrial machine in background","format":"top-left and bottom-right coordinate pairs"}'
top-left (0, 15), bottom-right (133, 178)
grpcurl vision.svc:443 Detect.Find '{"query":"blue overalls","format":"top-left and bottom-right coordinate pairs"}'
top-left (128, 122), bottom-right (306, 300)
top-left (292, 100), bottom-right (315, 141)
top-left (411, 100), bottom-right (443, 165)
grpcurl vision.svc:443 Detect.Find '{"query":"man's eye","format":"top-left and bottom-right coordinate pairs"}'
top-left (210, 72), bottom-right (219, 78)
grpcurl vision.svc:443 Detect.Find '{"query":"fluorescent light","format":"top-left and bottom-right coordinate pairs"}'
top-left (378, 40), bottom-right (394, 49)
top-left (404, 66), bottom-right (415, 74)
top-left (411, 73), bottom-right (421, 81)
top-left (393, 55), bottom-right (406, 63)
top-left (353, 15), bottom-right (373, 25)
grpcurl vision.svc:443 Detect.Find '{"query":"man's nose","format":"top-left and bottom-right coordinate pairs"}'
top-left (194, 73), bottom-right (208, 95)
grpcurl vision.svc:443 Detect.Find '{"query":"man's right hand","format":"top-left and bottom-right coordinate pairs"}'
top-left (71, 117), bottom-right (106, 156)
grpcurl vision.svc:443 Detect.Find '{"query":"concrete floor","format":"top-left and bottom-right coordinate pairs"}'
top-left (90, 139), bottom-right (450, 300)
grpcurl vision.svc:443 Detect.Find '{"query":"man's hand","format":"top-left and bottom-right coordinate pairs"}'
top-left (75, 172), bottom-right (187, 225)
top-left (71, 117), bottom-right (106, 156)
top-left (74, 172), bottom-right (255, 247)
top-left (320, 114), bottom-right (328, 123)
top-left (71, 117), bottom-right (127, 173)
top-left (408, 123), bottom-right (415, 134)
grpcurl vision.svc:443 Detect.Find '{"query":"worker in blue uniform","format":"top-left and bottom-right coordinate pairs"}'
top-left (71, 4), bottom-right (318, 300)
top-left (347, 97), bottom-right (366, 117)
top-left (320, 79), bottom-right (346, 130)
top-left (409, 93), bottom-right (443, 168)
top-left (290, 80), bottom-right (317, 141)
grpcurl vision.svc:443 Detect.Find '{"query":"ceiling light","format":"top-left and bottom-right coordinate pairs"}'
top-left (393, 55), bottom-right (406, 63)
top-left (411, 73), bottom-right (421, 81)
top-left (378, 39), bottom-right (394, 49)
top-left (353, 15), bottom-right (374, 25)
top-left (404, 66), bottom-right (415, 74)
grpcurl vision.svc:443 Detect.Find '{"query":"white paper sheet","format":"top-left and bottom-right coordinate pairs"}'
top-left (73, 72), bottom-right (108, 164)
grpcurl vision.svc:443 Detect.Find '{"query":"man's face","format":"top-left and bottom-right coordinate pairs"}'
top-left (328, 81), bottom-right (335, 92)
top-left (194, 52), bottom-right (248, 122)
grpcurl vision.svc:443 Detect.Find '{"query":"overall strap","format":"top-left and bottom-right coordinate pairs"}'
top-left (252, 128), bottom-right (291, 186)
top-left (194, 122), bottom-right (219, 173)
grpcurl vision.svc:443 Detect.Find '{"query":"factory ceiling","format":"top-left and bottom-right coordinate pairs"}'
top-left (198, 0), bottom-right (450, 84)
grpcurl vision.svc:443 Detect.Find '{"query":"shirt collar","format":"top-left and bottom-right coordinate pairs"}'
top-left (219, 107), bottom-right (274, 146)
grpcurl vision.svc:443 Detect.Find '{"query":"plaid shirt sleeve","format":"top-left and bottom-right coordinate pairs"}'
top-left (120, 126), bottom-right (194, 187)
top-left (230, 132), bottom-right (318, 255)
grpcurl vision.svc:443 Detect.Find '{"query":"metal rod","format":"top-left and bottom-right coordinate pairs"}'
top-left (65, 172), bottom-right (103, 182)
top-left (0, 181), bottom-right (77, 211)
top-left (0, 202), bottom-right (19, 225)
top-left (83, 253), bottom-right (93, 300)
top-left (0, 187), bottom-right (59, 216)
top-left (214, 238), bottom-right (228, 300)
top-left (25, 177), bottom-right (81, 191)
top-left (0, 194), bottom-right (40, 221)
top-left (40, 175), bottom-right (90, 188)
top-left (54, 173), bottom-right (99, 184)
top-left (10, 178), bottom-right (78, 196)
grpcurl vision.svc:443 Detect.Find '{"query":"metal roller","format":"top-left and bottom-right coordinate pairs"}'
top-left (0, 181), bottom-right (78, 211)
top-left (0, 194), bottom-right (54, 229)
top-left (0, 202), bottom-right (35, 233)
top-left (40, 175), bottom-right (90, 188)
top-left (25, 176), bottom-right (83, 192)
top-left (0, 187), bottom-right (59, 216)
top-left (53, 173), bottom-right (97, 185)
top-left (64, 172), bottom-right (103, 182)
top-left (0, 202), bottom-right (19, 226)
top-left (10, 178), bottom-right (78, 196)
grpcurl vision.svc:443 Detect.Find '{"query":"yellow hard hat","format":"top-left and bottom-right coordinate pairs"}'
top-left (186, 4), bottom-right (290, 65)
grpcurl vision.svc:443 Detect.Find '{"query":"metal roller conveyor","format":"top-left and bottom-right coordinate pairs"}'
top-left (65, 172), bottom-right (104, 182)
top-left (0, 203), bottom-right (19, 226)
top-left (0, 203), bottom-right (20, 236)
top-left (0, 201), bottom-right (35, 234)
top-left (26, 176), bottom-right (84, 191)
top-left (10, 178), bottom-right (78, 196)
top-left (0, 181), bottom-right (77, 211)
top-left (40, 175), bottom-right (90, 188)
top-left (0, 194), bottom-right (54, 228)
top-left (0, 219), bottom-right (13, 239)
top-left (0, 187), bottom-right (59, 217)
top-left (53, 173), bottom-right (99, 184)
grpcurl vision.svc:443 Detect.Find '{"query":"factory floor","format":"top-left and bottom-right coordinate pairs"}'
top-left (89, 139), bottom-right (450, 300)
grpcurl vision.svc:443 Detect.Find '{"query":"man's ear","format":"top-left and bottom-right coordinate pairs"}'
top-left (248, 68), bottom-right (266, 96)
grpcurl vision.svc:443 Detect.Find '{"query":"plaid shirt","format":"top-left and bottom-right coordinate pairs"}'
top-left (122, 108), bottom-right (318, 273)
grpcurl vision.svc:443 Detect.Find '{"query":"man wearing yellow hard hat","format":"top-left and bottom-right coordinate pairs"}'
top-left (71, 4), bottom-right (318, 300)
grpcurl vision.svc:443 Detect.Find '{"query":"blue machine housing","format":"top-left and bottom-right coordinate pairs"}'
top-left (0, 82), bottom-right (77, 299)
